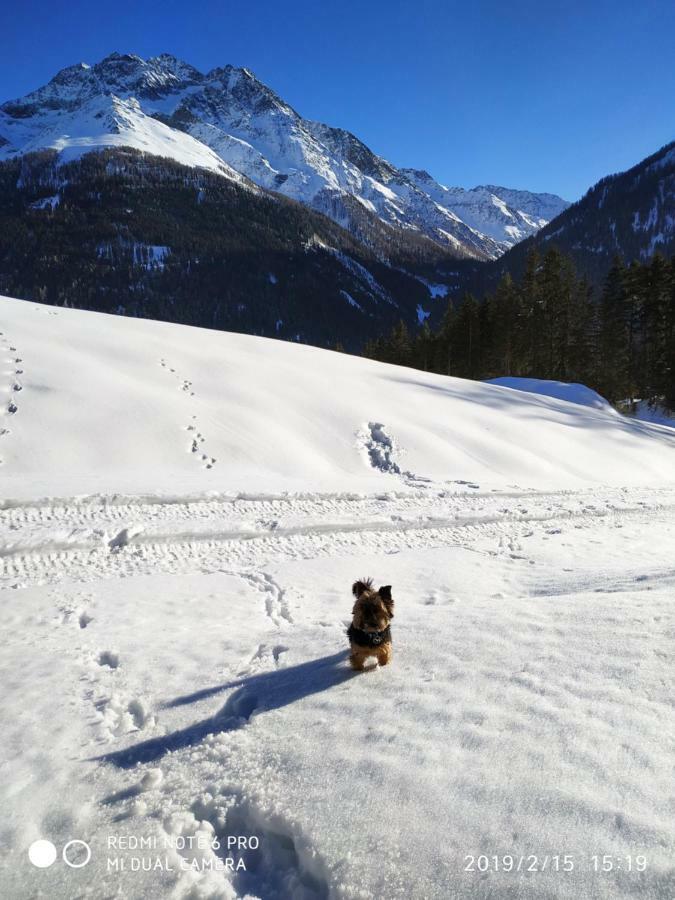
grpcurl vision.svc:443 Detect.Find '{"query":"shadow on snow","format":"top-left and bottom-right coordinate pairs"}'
top-left (95, 650), bottom-right (356, 770)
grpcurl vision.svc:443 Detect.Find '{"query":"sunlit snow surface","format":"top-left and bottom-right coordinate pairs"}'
top-left (0, 297), bottom-right (673, 900)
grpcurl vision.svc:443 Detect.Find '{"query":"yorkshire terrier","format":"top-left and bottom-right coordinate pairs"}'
top-left (347, 579), bottom-right (394, 670)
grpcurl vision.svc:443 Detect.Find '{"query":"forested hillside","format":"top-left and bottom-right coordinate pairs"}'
top-left (0, 149), bottom-right (449, 350)
top-left (364, 248), bottom-right (675, 407)
top-left (491, 143), bottom-right (675, 286)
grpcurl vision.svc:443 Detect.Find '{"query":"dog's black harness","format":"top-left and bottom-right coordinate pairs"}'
top-left (347, 624), bottom-right (391, 648)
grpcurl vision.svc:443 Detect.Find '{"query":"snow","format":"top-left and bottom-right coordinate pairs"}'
top-left (437, 228), bottom-right (464, 249)
top-left (135, 244), bottom-right (170, 270)
top-left (326, 247), bottom-right (392, 304)
top-left (340, 290), bottom-right (363, 311)
top-left (97, 242), bottom-right (171, 269)
top-left (401, 173), bottom-right (570, 252)
top-left (646, 143), bottom-right (675, 172)
top-left (416, 303), bottom-right (431, 323)
top-left (641, 232), bottom-right (666, 258)
top-left (625, 400), bottom-right (675, 429)
top-left (1, 94), bottom-right (248, 184)
top-left (1, 297), bottom-right (674, 899)
top-left (29, 193), bottom-right (60, 210)
top-left (4, 298), bottom-right (675, 500)
top-left (414, 277), bottom-right (448, 298)
top-left (486, 377), bottom-right (615, 412)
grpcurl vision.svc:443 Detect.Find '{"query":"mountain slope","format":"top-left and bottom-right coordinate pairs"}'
top-left (0, 52), bottom-right (568, 260)
top-left (2, 294), bottom-right (675, 499)
top-left (0, 148), bottom-right (450, 350)
top-left (4, 91), bottom-right (247, 181)
top-left (491, 141), bottom-right (675, 284)
top-left (400, 170), bottom-right (568, 248)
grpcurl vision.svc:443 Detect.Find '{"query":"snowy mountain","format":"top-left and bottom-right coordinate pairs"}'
top-left (400, 170), bottom-right (568, 248)
top-left (1, 296), bottom-right (674, 900)
top-left (2, 91), bottom-right (246, 181)
top-left (0, 53), bottom-right (568, 259)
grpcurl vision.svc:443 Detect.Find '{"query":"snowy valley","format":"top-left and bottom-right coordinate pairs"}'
top-left (1, 297), bottom-right (674, 899)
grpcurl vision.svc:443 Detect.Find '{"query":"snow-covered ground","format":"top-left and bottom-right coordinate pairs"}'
top-left (1, 297), bottom-right (674, 900)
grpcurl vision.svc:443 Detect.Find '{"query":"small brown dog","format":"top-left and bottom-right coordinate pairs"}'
top-left (347, 578), bottom-right (394, 670)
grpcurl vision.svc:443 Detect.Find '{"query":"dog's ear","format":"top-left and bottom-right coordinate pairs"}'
top-left (352, 579), bottom-right (371, 599)
top-left (379, 585), bottom-right (394, 617)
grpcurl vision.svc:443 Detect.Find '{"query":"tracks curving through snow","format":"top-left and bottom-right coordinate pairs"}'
top-left (2, 485), bottom-right (675, 588)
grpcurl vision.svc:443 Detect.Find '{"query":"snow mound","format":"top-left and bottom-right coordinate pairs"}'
top-left (487, 377), bottom-right (615, 411)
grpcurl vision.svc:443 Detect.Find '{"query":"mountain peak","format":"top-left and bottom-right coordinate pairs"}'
top-left (100, 51), bottom-right (143, 63)
top-left (401, 167), bottom-right (435, 182)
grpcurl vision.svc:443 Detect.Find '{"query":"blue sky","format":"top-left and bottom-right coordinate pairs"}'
top-left (0, 0), bottom-right (672, 200)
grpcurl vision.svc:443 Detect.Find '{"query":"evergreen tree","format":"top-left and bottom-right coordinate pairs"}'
top-left (385, 320), bottom-right (413, 367)
top-left (454, 293), bottom-right (481, 379)
top-left (597, 258), bottom-right (630, 400)
top-left (436, 299), bottom-right (456, 376)
top-left (413, 320), bottom-right (433, 371)
top-left (517, 249), bottom-right (542, 376)
top-left (642, 254), bottom-right (671, 399)
top-left (568, 276), bottom-right (597, 384)
top-left (666, 258), bottom-right (675, 407)
top-left (487, 273), bottom-right (519, 376)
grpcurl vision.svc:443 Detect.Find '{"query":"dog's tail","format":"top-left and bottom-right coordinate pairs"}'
top-left (352, 577), bottom-right (373, 597)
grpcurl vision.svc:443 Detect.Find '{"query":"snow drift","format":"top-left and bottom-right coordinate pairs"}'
top-left (486, 377), bottom-right (616, 412)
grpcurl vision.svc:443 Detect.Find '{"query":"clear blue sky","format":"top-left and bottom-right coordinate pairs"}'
top-left (0, 0), bottom-right (672, 200)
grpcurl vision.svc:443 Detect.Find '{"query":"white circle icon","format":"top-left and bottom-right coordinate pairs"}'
top-left (28, 839), bottom-right (57, 868)
top-left (62, 839), bottom-right (92, 868)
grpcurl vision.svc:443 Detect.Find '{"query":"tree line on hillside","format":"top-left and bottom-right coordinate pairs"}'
top-left (362, 248), bottom-right (675, 407)
top-left (475, 141), bottom-right (675, 294)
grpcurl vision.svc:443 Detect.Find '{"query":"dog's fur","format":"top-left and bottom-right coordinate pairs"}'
top-left (348, 578), bottom-right (394, 670)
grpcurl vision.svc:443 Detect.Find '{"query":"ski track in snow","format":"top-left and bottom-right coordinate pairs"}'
top-left (3, 486), bottom-right (675, 589)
